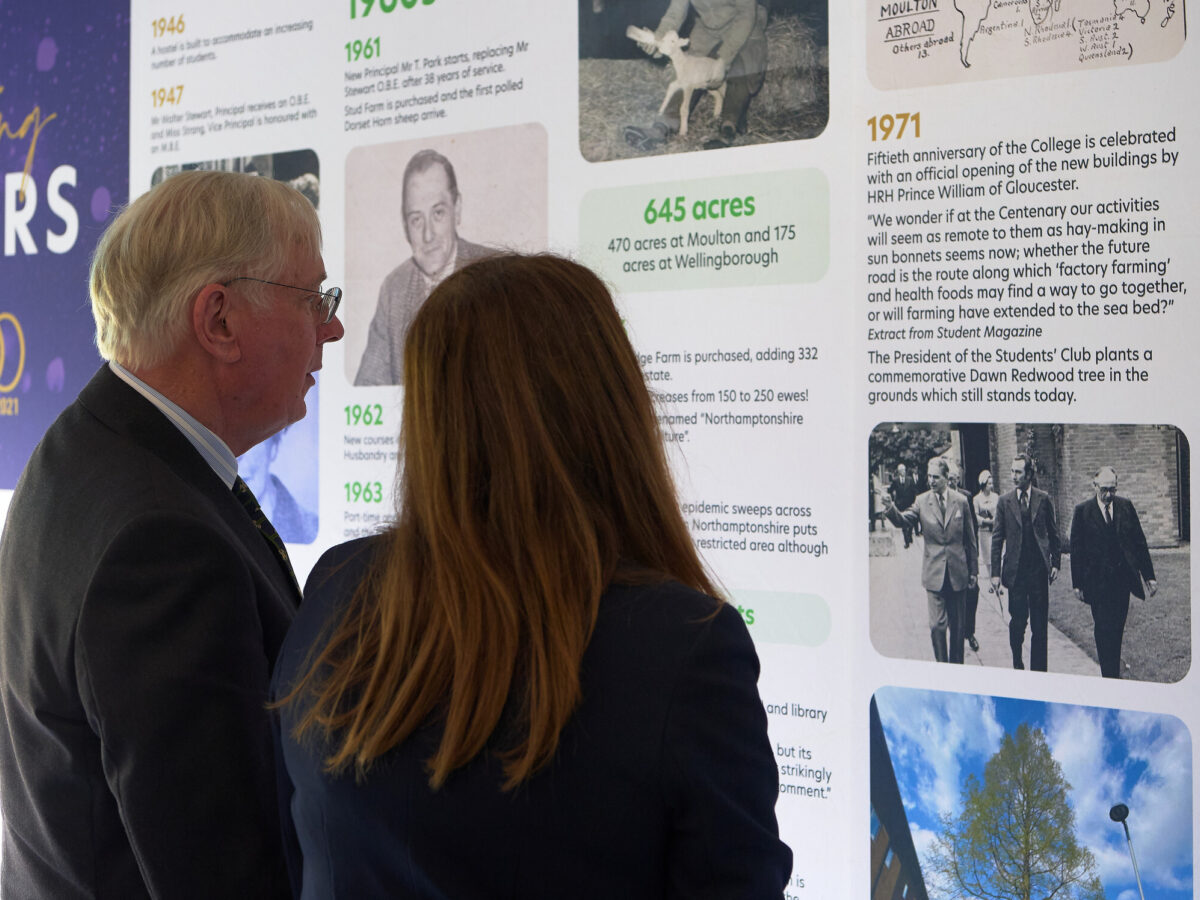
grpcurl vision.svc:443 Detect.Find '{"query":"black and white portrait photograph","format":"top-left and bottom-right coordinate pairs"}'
top-left (343, 123), bottom-right (547, 386)
top-left (869, 422), bottom-right (1190, 683)
top-left (579, 0), bottom-right (828, 161)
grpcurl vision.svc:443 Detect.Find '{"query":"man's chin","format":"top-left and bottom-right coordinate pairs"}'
top-left (286, 397), bottom-right (308, 429)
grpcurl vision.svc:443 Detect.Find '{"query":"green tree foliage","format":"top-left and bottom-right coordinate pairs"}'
top-left (868, 425), bottom-right (952, 481)
top-left (929, 724), bottom-right (1105, 900)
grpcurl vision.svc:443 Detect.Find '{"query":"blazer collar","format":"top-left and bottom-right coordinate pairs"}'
top-left (79, 365), bottom-right (223, 491)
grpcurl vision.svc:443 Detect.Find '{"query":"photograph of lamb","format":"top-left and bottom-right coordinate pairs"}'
top-left (871, 687), bottom-right (1193, 900)
top-left (578, 0), bottom-right (828, 161)
top-left (868, 422), bottom-right (1190, 682)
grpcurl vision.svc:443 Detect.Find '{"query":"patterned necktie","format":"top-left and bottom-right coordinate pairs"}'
top-left (1104, 501), bottom-right (1112, 525)
top-left (936, 491), bottom-right (945, 522)
top-left (232, 476), bottom-right (300, 593)
top-left (1021, 490), bottom-right (1029, 512)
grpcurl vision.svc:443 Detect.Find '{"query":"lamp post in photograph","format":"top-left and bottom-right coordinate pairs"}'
top-left (1108, 803), bottom-right (1146, 900)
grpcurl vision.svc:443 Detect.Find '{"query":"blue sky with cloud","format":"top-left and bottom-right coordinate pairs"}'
top-left (875, 687), bottom-right (1192, 900)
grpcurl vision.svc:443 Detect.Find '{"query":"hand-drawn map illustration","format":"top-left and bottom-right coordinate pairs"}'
top-left (868, 0), bottom-right (1185, 89)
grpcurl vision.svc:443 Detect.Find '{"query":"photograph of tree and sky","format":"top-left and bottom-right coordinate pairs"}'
top-left (874, 687), bottom-right (1192, 900)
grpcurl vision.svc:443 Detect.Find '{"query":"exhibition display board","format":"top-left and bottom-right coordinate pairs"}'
top-left (1, 1), bottom-right (1195, 894)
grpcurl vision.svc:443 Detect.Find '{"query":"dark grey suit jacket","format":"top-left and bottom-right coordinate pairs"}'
top-left (1070, 495), bottom-right (1155, 602)
top-left (0, 366), bottom-right (297, 898)
top-left (991, 486), bottom-right (1061, 587)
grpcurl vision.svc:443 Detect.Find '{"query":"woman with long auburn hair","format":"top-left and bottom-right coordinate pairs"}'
top-left (273, 253), bottom-right (790, 898)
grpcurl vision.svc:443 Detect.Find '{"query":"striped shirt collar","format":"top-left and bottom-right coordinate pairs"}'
top-left (108, 360), bottom-right (238, 489)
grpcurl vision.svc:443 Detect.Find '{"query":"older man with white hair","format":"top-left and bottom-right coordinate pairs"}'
top-left (1070, 466), bottom-right (1158, 678)
top-left (0, 170), bottom-right (343, 897)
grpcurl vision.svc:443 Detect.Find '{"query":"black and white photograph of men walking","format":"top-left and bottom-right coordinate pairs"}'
top-left (869, 422), bottom-right (1190, 682)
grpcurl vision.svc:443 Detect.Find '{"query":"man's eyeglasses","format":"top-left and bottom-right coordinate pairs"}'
top-left (223, 277), bottom-right (342, 324)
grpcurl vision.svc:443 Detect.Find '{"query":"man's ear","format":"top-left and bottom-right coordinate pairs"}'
top-left (193, 283), bottom-right (241, 362)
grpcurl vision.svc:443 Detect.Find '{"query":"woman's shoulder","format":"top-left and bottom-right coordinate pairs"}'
top-left (275, 535), bottom-right (385, 690)
top-left (595, 579), bottom-right (748, 657)
top-left (303, 534), bottom-right (384, 601)
top-left (602, 577), bottom-right (719, 611)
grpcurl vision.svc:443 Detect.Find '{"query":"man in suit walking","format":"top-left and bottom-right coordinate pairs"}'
top-left (991, 454), bottom-right (1061, 671)
top-left (0, 171), bottom-right (343, 897)
top-left (1070, 466), bottom-right (1157, 678)
top-left (355, 149), bottom-right (492, 385)
top-left (889, 463), bottom-right (919, 548)
top-left (884, 459), bottom-right (977, 663)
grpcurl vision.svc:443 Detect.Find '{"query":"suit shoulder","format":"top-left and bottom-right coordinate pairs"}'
top-left (378, 258), bottom-right (420, 294)
top-left (596, 581), bottom-right (733, 652)
top-left (457, 237), bottom-right (494, 262)
top-left (584, 583), bottom-right (752, 713)
top-left (8, 412), bottom-right (224, 545)
top-left (278, 537), bottom-right (383, 689)
top-left (1036, 488), bottom-right (1058, 516)
top-left (602, 578), bottom-right (722, 616)
top-left (304, 536), bottom-right (383, 601)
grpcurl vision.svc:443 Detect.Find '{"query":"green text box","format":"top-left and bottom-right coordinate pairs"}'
top-left (729, 589), bottom-right (831, 647)
top-left (580, 169), bottom-right (829, 294)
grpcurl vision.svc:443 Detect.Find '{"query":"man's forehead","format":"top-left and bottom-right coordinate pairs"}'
top-left (1096, 472), bottom-right (1118, 488)
top-left (286, 246), bottom-right (326, 285)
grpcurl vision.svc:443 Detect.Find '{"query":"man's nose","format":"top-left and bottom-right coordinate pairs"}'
top-left (319, 313), bottom-right (345, 344)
